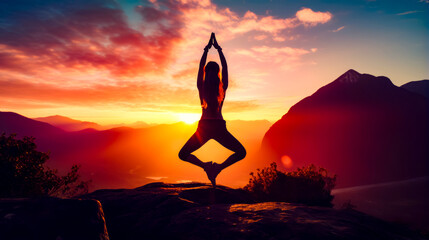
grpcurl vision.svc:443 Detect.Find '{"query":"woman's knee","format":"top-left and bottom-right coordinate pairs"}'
top-left (236, 146), bottom-right (246, 160)
top-left (178, 148), bottom-right (190, 161)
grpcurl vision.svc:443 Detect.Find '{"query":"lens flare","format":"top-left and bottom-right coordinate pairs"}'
top-left (281, 155), bottom-right (293, 168)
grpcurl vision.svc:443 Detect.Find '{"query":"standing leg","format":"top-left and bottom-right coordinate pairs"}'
top-left (178, 131), bottom-right (209, 169)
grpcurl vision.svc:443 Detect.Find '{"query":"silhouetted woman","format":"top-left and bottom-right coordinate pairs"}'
top-left (179, 33), bottom-right (246, 187)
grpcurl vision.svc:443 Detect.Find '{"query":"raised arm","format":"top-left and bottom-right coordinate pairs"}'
top-left (212, 33), bottom-right (228, 90)
top-left (198, 36), bottom-right (212, 89)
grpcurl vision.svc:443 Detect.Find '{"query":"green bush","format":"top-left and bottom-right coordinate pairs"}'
top-left (0, 133), bottom-right (89, 198)
top-left (244, 162), bottom-right (336, 207)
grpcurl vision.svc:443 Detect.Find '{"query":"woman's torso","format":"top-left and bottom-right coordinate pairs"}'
top-left (201, 104), bottom-right (224, 119)
top-left (199, 91), bottom-right (225, 120)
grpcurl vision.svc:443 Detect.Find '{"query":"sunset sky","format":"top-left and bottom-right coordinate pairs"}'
top-left (1, 0), bottom-right (428, 125)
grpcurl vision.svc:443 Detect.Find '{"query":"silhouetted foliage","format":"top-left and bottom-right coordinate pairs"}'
top-left (0, 133), bottom-right (89, 198)
top-left (244, 162), bottom-right (336, 207)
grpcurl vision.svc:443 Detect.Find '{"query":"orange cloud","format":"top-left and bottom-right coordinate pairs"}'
top-left (223, 100), bottom-right (259, 112)
top-left (0, 0), bottom-right (334, 123)
top-left (0, 77), bottom-right (196, 109)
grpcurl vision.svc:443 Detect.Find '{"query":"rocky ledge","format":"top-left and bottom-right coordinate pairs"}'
top-left (0, 198), bottom-right (108, 240)
top-left (80, 182), bottom-right (424, 240)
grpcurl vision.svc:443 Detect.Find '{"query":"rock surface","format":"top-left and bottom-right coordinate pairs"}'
top-left (0, 198), bottom-right (109, 240)
top-left (82, 182), bottom-right (424, 240)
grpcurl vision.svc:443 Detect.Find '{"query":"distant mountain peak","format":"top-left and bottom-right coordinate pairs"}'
top-left (335, 69), bottom-right (361, 83)
top-left (329, 69), bottom-right (394, 90)
top-left (401, 80), bottom-right (429, 99)
top-left (263, 70), bottom-right (429, 188)
top-left (34, 115), bottom-right (101, 131)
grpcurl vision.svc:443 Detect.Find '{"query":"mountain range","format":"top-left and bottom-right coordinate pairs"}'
top-left (401, 79), bottom-right (429, 99)
top-left (262, 69), bottom-right (429, 188)
top-left (34, 115), bottom-right (103, 131)
top-left (1, 69), bottom-right (428, 189)
top-left (34, 115), bottom-right (155, 131)
top-left (0, 111), bottom-right (271, 190)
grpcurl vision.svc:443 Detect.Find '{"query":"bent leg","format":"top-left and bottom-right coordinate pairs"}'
top-left (178, 131), bottom-right (209, 168)
top-left (213, 130), bottom-right (246, 170)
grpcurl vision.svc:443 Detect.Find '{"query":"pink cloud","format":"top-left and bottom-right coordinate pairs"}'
top-left (0, 0), bottom-right (331, 78)
top-left (254, 35), bottom-right (268, 41)
top-left (273, 36), bottom-right (286, 42)
top-left (233, 45), bottom-right (316, 71)
top-left (148, 1), bottom-right (329, 46)
top-left (332, 26), bottom-right (345, 32)
top-left (252, 46), bottom-right (310, 56)
top-left (0, 0), bottom-right (182, 77)
top-left (296, 8), bottom-right (332, 25)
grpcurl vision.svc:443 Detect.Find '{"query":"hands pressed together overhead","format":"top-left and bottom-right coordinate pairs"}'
top-left (198, 31), bottom-right (228, 90)
top-left (204, 32), bottom-right (222, 51)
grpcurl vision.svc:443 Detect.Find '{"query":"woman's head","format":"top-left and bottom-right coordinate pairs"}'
top-left (204, 61), bottom-right (220, 89)
top-left (205, 61), bottom-right (220, 76)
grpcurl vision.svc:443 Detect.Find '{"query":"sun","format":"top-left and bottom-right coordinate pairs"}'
top-left (178, 113), bottom-right (200, 124)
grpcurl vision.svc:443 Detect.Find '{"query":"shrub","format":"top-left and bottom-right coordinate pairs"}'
top-left (243, 162), bottom-right (336, 207)
top-left (0, 133), bottom-right (89, 198)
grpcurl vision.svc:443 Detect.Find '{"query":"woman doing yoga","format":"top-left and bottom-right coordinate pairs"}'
top-left (178, 33), bottom-right (246, 187)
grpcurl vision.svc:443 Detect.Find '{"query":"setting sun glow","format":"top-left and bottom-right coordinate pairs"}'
top-left (178, 113), bottom-right (200, 124)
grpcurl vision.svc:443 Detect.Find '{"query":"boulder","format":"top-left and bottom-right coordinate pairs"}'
top-left (0, 198), bottom-right (108, 240)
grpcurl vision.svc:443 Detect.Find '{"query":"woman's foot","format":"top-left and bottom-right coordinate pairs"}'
top-left (203, 162), bottom-right (222, 187)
